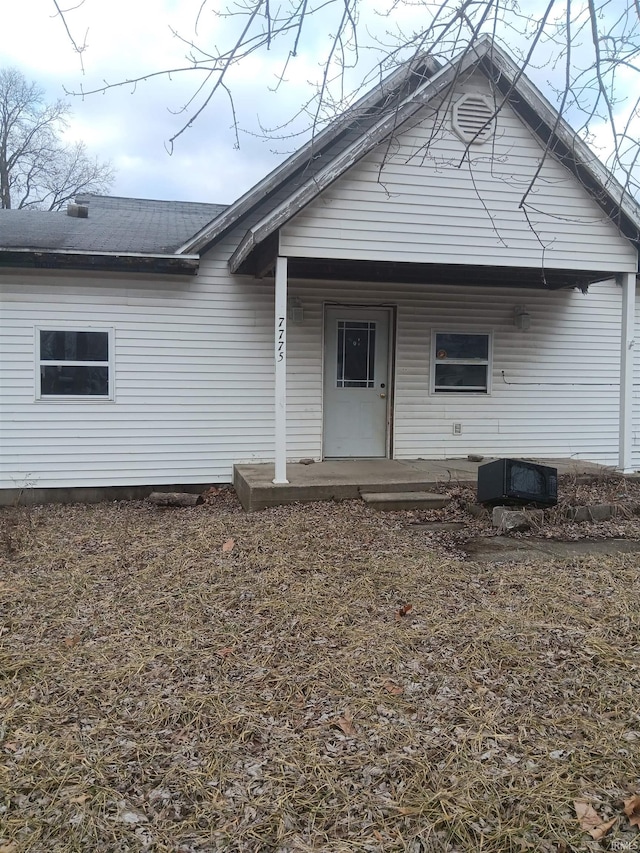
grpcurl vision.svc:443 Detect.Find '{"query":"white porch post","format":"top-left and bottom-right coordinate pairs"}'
top-left (273, 255), bottom-right (289, 484)
top-left (619, 271), bottom-right (636, 473)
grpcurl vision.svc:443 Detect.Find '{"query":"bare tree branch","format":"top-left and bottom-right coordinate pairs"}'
top-left (51, 0), bottom-right (88, 73)
top-left (0, 67), bottom-right (113, 210)
top-left (50, 0), bottom-right (640, 219)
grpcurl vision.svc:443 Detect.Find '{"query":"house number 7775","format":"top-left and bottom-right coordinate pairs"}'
top-left (277, 317), bottom-right (285, 362)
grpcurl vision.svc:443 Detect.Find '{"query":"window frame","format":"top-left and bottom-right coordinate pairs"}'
top-left (35, 325), bottom-right (115, 402)
top-left (430, 330), bottom-right (492, 395)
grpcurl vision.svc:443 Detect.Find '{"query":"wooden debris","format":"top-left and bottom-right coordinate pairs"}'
top-left (147, 491), bottom-right (203, 507)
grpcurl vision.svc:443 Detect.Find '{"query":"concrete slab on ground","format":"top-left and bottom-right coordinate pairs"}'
top-left (464, 536), bottom-right (640, 562)
top-left (360, 491), bottom-right (451, 511)
top-left (234, 457), bottom-right (613, 512)
top-left (234, 459), bottom-right (449, 511)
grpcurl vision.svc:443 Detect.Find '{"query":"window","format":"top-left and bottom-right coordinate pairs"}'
top-left (336, 320), bottom-right (376, 388)
top-left (432, 332), bottom-right (490, 394)
top-left (37, 329), bottom-right (112, 399)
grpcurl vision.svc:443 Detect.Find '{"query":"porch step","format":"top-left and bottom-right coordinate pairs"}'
top-left (360, 490), bottom-right (451, 512)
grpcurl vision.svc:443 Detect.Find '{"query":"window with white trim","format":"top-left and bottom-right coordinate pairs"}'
top-left (37, 329), bottom-right (112, 399)
top-left (432, 332), bottom-right (490, 393)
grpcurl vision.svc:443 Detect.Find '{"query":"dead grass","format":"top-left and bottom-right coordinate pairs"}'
top-left (0, 491), bottom-right (639, 852)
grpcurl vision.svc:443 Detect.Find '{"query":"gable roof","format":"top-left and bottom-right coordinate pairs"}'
top-left (0, 194), bottom-right (227, 276)
top-left (0, 195), bottom-right (227, 254)
top-left (178, 54), bottom-right (441, 255)
top-left (179, 35), bottom-right (640, 271)
top-left (2, 36), bottom-right (639, 275)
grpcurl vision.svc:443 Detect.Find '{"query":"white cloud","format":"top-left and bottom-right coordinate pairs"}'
top-left (1, 0), bottom-right (638, 203)
top-left (0, 0), bottom-right (300, 202)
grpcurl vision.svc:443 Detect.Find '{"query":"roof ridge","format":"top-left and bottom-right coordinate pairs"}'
top-left (75, 194), bottom-right (228, 210)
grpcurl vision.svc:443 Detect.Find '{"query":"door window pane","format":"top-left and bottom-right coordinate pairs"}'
top-left (337, 321), bottom-right (376, 388)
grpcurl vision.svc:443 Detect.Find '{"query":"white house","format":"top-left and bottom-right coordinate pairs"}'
top-left (1, 36), bottom-right (639, 504)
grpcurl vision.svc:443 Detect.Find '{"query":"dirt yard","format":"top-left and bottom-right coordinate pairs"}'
top-left (1, 487), bottom-right (639, 852)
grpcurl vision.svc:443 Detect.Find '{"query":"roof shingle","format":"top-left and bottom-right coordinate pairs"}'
top-left (0, 195), bottom-right (227, 254)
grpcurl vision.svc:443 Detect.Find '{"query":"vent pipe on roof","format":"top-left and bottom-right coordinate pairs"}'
top-left (67, 202), bottom-right (89, 218)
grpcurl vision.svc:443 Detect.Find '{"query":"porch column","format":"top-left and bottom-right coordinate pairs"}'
top-left (619, 271), bottom-right (636, 473)
top-left (273, 255), bottom-right (289, 484)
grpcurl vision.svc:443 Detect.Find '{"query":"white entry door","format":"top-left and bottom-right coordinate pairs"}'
top-left (323, 307), bottom-right (391, 458)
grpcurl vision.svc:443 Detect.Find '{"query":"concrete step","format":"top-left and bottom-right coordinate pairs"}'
top-left (360, 490), bottom-right (451, 511)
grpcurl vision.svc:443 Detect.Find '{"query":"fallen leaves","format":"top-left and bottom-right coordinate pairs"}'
top-left (624, 793), bottom-right (640, 827)
top-left (396, 603), bottom-right (412, 619)
top-left (333, 711), bottom-right (358, 737)
top-left (3, 493), bottom-right (640, 852)
top-left (215, 646), bottom-right (234, 659)
top-left (116, 803), bottom-right (148, 825)
top-left (574, 799), bottom-right (616, 840)
top-left (222, 538), bottom-right (235, 553)
top-left (574, 793), bottom-right (640, 840)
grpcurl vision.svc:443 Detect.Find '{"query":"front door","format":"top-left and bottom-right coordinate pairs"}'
top-left (323, 307), bottom-right (391, 458)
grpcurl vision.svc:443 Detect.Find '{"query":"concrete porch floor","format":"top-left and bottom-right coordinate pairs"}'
top-left (233, 457), bottom-right (612, 511)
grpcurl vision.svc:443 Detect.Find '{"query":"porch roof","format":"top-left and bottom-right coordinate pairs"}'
top-left (245, 255), bottom-right (615, 290)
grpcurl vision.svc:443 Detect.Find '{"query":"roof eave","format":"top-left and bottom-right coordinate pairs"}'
top-left (229, 41), bottom-right (495, 273)
top-left (231, 37), bottom-right (640, 274)
top-left (0, 248), bottom-right (200, 276)
top-left (480, 46), bottom-right (640, 244)
top-left (179, 53), bottom-right (443, 256)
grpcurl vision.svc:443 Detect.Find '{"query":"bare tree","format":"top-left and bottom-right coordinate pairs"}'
top-left (55, 1), bottom-right (640, 199)
top-left (0, 67), bottom-right (113, 210)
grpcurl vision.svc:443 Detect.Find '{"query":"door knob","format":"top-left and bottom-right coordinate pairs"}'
top-left (380, 392), bottom-right (386, 398)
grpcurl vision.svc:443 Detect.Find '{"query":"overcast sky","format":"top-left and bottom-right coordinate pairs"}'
top-left (1, 1), bottom-right (632, 206)
top-left (1, 0), bottom-right (324, 205)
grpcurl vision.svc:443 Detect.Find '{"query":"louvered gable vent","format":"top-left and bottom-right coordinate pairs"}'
top-left (452, 94), bottom-right (495, 144)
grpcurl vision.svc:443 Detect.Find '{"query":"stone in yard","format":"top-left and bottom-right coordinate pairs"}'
top-left (492, 506), bottom-right (545, 533)
top-left (464, 501), bottom-right (489, 519)
top-left (566, 503), bottom-right (617, 522)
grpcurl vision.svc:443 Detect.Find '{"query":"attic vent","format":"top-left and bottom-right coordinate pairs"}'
top-left (452, 94), bottom-right (495, 145)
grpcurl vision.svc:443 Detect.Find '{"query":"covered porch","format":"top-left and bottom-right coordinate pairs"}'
top-left (234, 456), bottom-right (610, 512)
top-left (252, 255), bottom-right (637, 494)
top-left (223, 41), bottom-right (640, 495)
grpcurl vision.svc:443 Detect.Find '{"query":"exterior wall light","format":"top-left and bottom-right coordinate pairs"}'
top-left (514, 305), bottom-right (531, 331)
top-left (288, 297), bottom-right (304, 323)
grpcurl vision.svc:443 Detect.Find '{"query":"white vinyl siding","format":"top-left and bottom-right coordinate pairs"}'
top-left (0, 243), bottom-right (275, 490)
top-left (0, 266), bottom-right (634, 492)
top-left (280, 73), bottom-right (637, 273)
top-left (287, 277), bottom-right (626, 465)
top-left (632, 287), bottom-right (640, 471)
